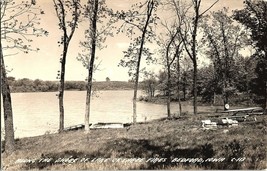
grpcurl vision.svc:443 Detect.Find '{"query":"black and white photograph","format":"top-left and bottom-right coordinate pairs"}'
top-left (1, 0), bottom-right (266, 170)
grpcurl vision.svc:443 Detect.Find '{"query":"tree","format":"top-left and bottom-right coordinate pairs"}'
top-left (157, 21), bottom-right (183, 117)
top-left (117, 0), bottom-right (159, 124)
top-left (106, 77), bottom-right (110, 82)
top-left (77, 0), bottom-right (114, 131)
top-left (233, 0), bottom-right (267, 109)
top-left (172, 0), bottom-right (218, 114)
top-left (0, 37), bottom-right (14, 155)
top-left (201, 8), bottom-right (246, 107)
top-left (53, 0), bottom-right (80, 132)
top-left (0, 0), bottom-right (47, 154)
top-left (83, 0), bottom-right (98, 132)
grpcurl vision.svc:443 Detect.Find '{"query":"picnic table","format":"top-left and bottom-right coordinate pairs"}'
top-left (220, 107), bottom-right (263, 116)
top-left (217, 107), bottom-right (264, 122)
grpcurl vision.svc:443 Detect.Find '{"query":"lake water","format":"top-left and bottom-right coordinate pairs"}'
top-left (1, 90), bottom-right (215, 138)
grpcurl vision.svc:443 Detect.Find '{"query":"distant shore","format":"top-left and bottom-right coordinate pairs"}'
top-left (7, 78), bottom-right (136, 93)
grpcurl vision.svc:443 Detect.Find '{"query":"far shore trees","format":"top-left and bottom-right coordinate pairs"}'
top-left (53, 0), bottom-right (80, 132)
top-left (117, 0), bottom-right (159, 124)
top-left (0, 0), bottom-right (47, 154)
top-left (141, 72), bottom-right (157, 100)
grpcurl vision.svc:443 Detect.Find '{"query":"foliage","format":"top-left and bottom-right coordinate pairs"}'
top-left (142, 66), bottom-right (192, 102)
top-left (119, 40), bottom-right (156, 78)
top-left (197, 65), bottom-right (217, 103)
top-left (221, 140), bottom-right (245, 169)
top-left (233, 0), bottom-right (267, 53)
top-left (115, 0), bottom-right (160, 123)
top-left (140, 72), bottom-right (157, 98)
top-left (116, 0), bottom-right (159, 79)
top-left (1, 0), bottom-right (48, 154)
top-left (1, 0), bottom-right (48, 54)
top-left (233, 0), bottom-right (267, 108)
top-left (77, 0), bottom-right (115, 69)
top-left (7, 77), bottom-right (136, 92)
top-left (53, 0), bottom-right (80, 46)
top-left (200, 8), bottom-right (247, 104)
top-left (53, 0), bottom-right (81, 131)
top-left (249, 55), bottom-right (267, 105)
top-left (171, 0), bottom-right (219, 114)
top-left (156, 70), bottom-right (168, 95)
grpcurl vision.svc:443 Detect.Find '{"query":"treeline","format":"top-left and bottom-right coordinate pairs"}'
top-left (140, 53), bottom-right (265, 106)
top-left (7, 77), bottom-right (134, 93)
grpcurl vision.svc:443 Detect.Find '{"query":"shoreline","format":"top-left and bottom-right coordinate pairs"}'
top-left (2, 114), bottom-right (266, 170)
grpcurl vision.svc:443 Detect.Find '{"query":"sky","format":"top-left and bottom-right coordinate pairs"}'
top-left (3, 0), bottom-right (245, 82)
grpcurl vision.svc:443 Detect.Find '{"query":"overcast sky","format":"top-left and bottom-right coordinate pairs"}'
top-left (3, 0), bottom-right (244, 81)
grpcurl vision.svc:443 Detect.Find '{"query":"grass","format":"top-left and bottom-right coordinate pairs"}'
top-left (2, 113), bottom-right (267, 170)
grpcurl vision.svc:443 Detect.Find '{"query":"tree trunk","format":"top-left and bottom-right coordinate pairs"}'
top-left (54, 0), bottom-right (80, 132)
top-left (58, 41), bottom-right (69, 132)
top-left (177, 56), bottom-right (182, 116)
top-left (265, 81), bottom-right (267, 110)
top-left (84, 0), bottom-right (98, 132)
top-left (1, 42), bottom-right (15, 154)
top-left (133, 0), bottom-right (154, 124)
top-left (221, 20), bottom-right (230, 110)
top-left (222, 72), bottom-right (228, 109)
top-left (213, 92), bottom-right (216, 105)
top-left (191, 0), bottom-right (200, 115)
top-left (166, 41), bottom-right (171, 118)
top-left (166, 64), bottom-right (171, 118)
top-left (165, 28), bottom-right (180, 118)
top-left (265, 50), bottom-right (267, 110)
top-left (192, 60), bottom-right (197, 115)
top-left (182, 72), bottom-right (186, 101)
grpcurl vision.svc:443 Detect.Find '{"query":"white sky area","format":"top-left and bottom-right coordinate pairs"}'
top-left (3, 0), bottom-right (245, 81)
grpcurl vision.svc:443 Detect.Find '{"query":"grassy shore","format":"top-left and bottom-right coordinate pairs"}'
top-left (2, 113), bottom-right (267, 170)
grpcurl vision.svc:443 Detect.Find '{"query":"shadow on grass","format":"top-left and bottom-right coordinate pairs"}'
top-left (96, 138), bottom-right (215, 169)
top-left (24, 138), bottom-right (216, 170)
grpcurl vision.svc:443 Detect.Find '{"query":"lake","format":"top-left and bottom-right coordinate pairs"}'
top-left (1, 90), bottom-right (215, 138)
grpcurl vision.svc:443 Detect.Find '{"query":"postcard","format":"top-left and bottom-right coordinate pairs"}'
top-left (1, 0), bottom-right (266, 170)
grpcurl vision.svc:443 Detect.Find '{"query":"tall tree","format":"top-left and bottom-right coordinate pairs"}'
top-left (53, 0), bottom-right (80, 132)
top-left (157, 21), bottom-right (183, 117)
top-left (117, 0), bottom-right (159, 124)
top-left (201, 8), bottom-right (246, 108)
top-left (0, 37), bottom-right (14, 155)
top-left (233, 0), bottom-right (267, 109)
top-left (175, 51), bottom-right (182, 116)
top-left (172, 0), bottom-right (218, 114)
top-left (0, 0), bottom-right (47, 154)
top-left (175, 42), bottom-right (186, 116)
top-left (84, 0), bottom-right (98, 132)
top-left (78, 0), bottom-right (114, 131)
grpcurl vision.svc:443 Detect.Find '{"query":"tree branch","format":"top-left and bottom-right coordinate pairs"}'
top-left (200, 0), bottom-right (219, 17)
